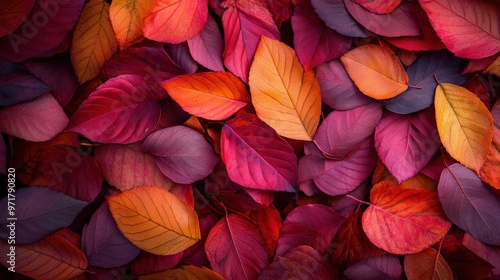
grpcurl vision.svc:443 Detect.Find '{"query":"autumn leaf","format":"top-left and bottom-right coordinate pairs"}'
top-left (249, 36), bottom-right (322, 141)
top-left (110, 0), bottom-right (155, 49)
top-left (404, 248), bottom-right (453, 280)
top-left (139, 265), bottom-right (224, 280)
top-left (344, 254), bottom-right (402, 280)
top-left (479, 99), bottom-right (500, 189)
top-left (107, 186), bottom-right (201, 255)
top-left (71, 0), bottom-right (118, 84)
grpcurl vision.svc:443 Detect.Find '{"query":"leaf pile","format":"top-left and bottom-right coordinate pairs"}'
top-left (0, 0), bottom-right (499, 279)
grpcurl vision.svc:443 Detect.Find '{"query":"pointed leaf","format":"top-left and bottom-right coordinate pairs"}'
top-left (249, 206), bottom-right (282, 258)
top-left (164, 42), bottom-right (199, 74)
top-left (434, 83), bottom-right (493, 172)
top-left (205, 214), bottom-right (269, 280)
top-left (438, 163), bottom-right (500, 246)
top-left (139, 265), bottom-right (224, 280)
top-left (162, 72), bottom-right (250, 120)
top-left (187, 15), bottom-right (225, 72)
top-left (340, 45), bottom-right (408, 100)
top-left (71, 0), bottom-right (118, 84)
top-left (143, 0), bottom-right (208, 44)
top-left (310, 0), bottom-right (370, 37)
top-left (404, 248), bottom-right (453, 280)
top-left (110, 0), bottom-right (155, 49)
top-left (0, 71), bottom-right (51, 107)
top-left (107, 186), bottom-right (201, 255)
top-left (221, 114), bottom-right (298, 192)
top-left (480, 99), bottom-right (500, 189)
top-left (249, 36), bottom-right (321, 141)
top-left (344, 254), bottom-right (402, 280)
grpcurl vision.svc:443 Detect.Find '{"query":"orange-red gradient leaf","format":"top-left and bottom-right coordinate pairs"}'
top-left (434, 83), bottom-right (493, 172)
top-left (480, 99), bottom-right (500, 189)
top-left (107, 186), bottom-right (201, 255)
top-left (0, 233), bottom-right (88, 280)
top-left (110, 0), bottom-right (155, 49)
top-left (404, 248), bottom-right (453, 280)
top-left (143, 0), bottom-right (208, 44)
top-left (249, 36), bottom-right (321, 141)
top-left (139, 265), bottom-right (224, 280)
top-left (340, 45), bottom-right (408, 100)
top-left (71, 0), bottom-right (118, 84)
top-left (362, 180), bottom-right (452, 254)
top-left (161, 72), bottom-right (250, 120)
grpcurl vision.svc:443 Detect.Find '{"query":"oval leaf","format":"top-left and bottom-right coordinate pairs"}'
top-left (187, 15), bottom-right (225, 72)
top-left (340, 45), bottom-right (408, 100)
top-left (110, 0), bottom-right (154, 49)
top-left (249, 36), bottom-right (321, 141)
top-left (107, 186), bottom-right (201, 255)
top-left (344, 254), bottom-right (402, 280)
top-left (434, 83), bottom-right (493, 172)
top-left (139, 265), bottom-right (224, 280)
top-left (162, 72), bottom-right (250, 120)
top-left (362, 180), bottom-right (452, 254)
top-left (404, 247), bottom-right (453, 280)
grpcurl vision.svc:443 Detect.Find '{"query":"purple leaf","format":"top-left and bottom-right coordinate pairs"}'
top-left (438, 163), bottom-right (500, 246)
top-left (0, 0), bottom-right (84, 62)
top-left (142, 126), bottom-right (220, 184)
top-left (332, 180), bottom-right (369, 217)
top-left (276, 204), bottom-right (344, 256)
top-left (314, 102), bottom-right (382, 159)
top-left (385, 50), bottom-right (468, 114)
top-left (221, 114), bottom-right (297, 192)
top-left (82, 202), bottom-right (140, 268)
top-left (375, 108), bottom-right (441, 183)
top-left (187, 15), bottom-right (225, 72)
top-left (311, 0), bottom-right (370, 37)
top-left (299, 137), bottom-right (377, 196)
top-left (344, 254), bottom-right (403, 280)
top-left (315, 60), bottom-right (373, 110)
top-left (0, 187), bottom-right (86, 244)
top-left (165, 42), bottom-right (198, 74)
top-left (0, 71), bottom-right (50, 106)
top-left (292, 0), bottom-right (352, 71)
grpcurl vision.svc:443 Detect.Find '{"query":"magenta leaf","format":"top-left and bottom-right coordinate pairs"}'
top-left (68, 74), bottom-right (161, 144)
top-left (375, 108), bottom-right (440, 183)
top-left (316, 60), bottom-right (373, 110)
top-left (221, 114), bottom-right (298, 192)
top-left (292, 0), bottom-right (352, 71)
top-left (0, 93), bottom-right (69, 142)
top-left (205, 214), bottom-right (269, 280)
top-left (0, 71), bottom-right (50, 106)
top-left (187, 15), bottom-right (225, 72)
top-left (438, 163), bottom-right (500, 246)
top-left (311, 0), bottom-right (370, 37)
top-left (82, 202), bottom-right (140, 268)
top-left (142, 125), bottom-right (219, 184)
top-left (276, 204), bottom-right (344, 256)
top-left (314, 101), bottom-right (382, 159)
top-left (344, 254), bottom-right (403, 280)
top-left (0, 187), bottom-right (86, 244)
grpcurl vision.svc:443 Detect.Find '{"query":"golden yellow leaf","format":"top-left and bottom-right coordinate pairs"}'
top-left (71, 0), bottom-right (118, 84)
top-left (249, 36), bottom-right (321, 141)
top-left (340, 44), bottom-right (408, 99)
top-left (435, 83), bottom-right (493, 172)
top-left (139, 265), bottom-right (224, 280)
top-left (110, 0), bottom-right (155, 49)
top-left (107, 186), bottom-right (201, 255)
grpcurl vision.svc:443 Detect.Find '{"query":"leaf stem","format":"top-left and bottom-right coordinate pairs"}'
top-left (407, 84), bottom-right (422, 89)
top-left (346, 195), bottom-right (370, 206)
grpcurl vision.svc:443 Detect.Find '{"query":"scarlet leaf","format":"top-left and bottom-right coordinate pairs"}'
top-left (249, 36), bottom-right (322, 141)
top-left (0, 233), bottom-right (88, 280)
top-left (0, 0), bottom-right (36, 37)
top-left (340, 45), bottom-right (409, 100)
top-left (107, 186), bottom-right (201, 255)
top-left (344, 254), bottom-right (402, 280)
top-left (434, 83), bottom-right (493, 172)
top-left (438, 163), bottom-right (500, 246)
top-left (404, 248), bottom-right (453, 280)
top-left (109, 0), bottom-right (154, 49)
top-left (419, 0), bottom-right (500, 59)
top-left (143, 0), bottom-right (208, 44)
top-left (249, 206), bottom-right (282, 258)
top-left (162, 72), bottom-right (250, 120)
top-left (71, 0), bottom-right (118, 84)
top-left (311, 0), bottom-right (370, 37)
top-left (362, 180), bottom-right (452, 254)
top-left (0, 93), bottom-right (69, 142)
top-left (142, 126), bottom-right (219, 184)
top-left (187, 15), bottom-right (225, 72)
top-left (221, 114), bottom-right (298, 192)
top-left (139, 265), bottom-right (224, 280)
top-left (205, 214), bottom-right (269, 280)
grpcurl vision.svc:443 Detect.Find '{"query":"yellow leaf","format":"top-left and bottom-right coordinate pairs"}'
top-left (435, 83), bottom-right (493, 172)
top-left (107, 186), bottom-right (201, 255)
top-left (249, 36), bottom-right (321, 141)
top-left (71, 0), bottom-right (118, 84)
top-left (110, 0), bottom-right (155, 49)
top-left (139, 265), bottom-right (224, 280)
top-left (340, 44), bottom-right (408, 99)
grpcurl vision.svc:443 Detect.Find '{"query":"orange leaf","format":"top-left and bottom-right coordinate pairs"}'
top-left (110, 0), bottom-right (155, 49)
top-left (107, 186), bottom-right (201, 255)
top-left (161, 72), bottom-right (250, 120)
top-left (138, 265), bottom-right (224, 280)
top-left (0, 233), bottom-right (88, 280)
top-left (362, 180), bottom-right (452, 254)
top-left (434, 83), bottom-right (493, 172)
top-left (249, 36), bottom-right (321, 141)
top-left (71, 0), bottom-right (118, 84)
top-left (480, 100), bottom-right (500, 189)
top-left (340, 44), bottom-right (408, 99)
top-left (404, 248), bottom-right (453, 280)
top-left (484, 55), bottom-right (500, 76)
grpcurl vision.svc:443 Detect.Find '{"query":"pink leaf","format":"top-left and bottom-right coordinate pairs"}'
top-left (187, 15), bottom-right (225, 72)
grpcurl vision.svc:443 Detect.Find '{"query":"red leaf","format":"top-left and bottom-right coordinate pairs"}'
top-left (249, 206), bottom-right (282, 259)
top-left (0, 0), bottom-right (36, 37)
top-left (187, 15), bottom-right (225, 72)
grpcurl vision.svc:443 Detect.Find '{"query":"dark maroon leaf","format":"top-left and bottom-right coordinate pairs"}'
top-left (0, 136), bottom-right (5, 174)
top-left (0, 71), bottom-right (50, 106)
top-left (0, 0), bottom-right (36, 37)
top-left (311, 0), bottom-right (370, 37)
top-left (344, 254), bottom-right (403, 280)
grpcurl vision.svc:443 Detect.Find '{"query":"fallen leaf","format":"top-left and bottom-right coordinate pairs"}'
top-left (344, 254), bottom-right (402, 280)
top-left (109, 0), bottom-right (155, 49)
top-left (139, 265), bottom-right (224, 280)
top-left (404, 247), bottom-right (453, 280)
